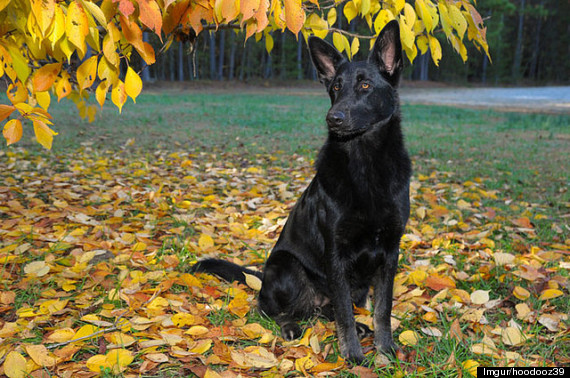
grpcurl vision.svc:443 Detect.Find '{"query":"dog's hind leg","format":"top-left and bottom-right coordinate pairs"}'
top-left (258, 250), bottom-right (318, 341)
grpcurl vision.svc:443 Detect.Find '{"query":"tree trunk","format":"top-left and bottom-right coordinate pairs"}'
top-left (265, 51), bottom-right (273, 79)
top-left (218, 30), bottom-right (225, 80)
top-left (229, 31), bottom-right (236, 80)
top-left (209, 32), bottom-right (217, 80)
top-left (529, 0), bottom-right (544, 79)
top-left (169, 45), bottom-right (175, 81)
top-left (297, 33), bottom-right (303, 79)
top-left (239, 39), bottom-right (248, 80)
top-left (178, 41), bottom-right (184, 81)
top-left (512, 0), bottom-right (526, 82)
top-left (280, 32), bottom-right (286, 79)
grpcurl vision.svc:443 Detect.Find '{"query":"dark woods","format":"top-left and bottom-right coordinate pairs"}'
top-left (134, 0), bottom-right (569, 85)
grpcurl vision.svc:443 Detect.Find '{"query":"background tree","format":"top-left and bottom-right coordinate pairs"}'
top-left (1, 0), bottom-right (491, 149)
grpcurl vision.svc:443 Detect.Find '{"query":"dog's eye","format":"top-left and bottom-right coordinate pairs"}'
top-left (361, 83), bottom-right (370, 89)
top-left (333, 83), bottom-right (341, 91)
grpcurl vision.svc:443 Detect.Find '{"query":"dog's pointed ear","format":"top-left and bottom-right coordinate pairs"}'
top-left (368, 20), bottom-right (403, 86)
top-left (308, 36), bottom-right (346, 86)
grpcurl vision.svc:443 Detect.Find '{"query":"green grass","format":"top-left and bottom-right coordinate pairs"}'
top-left (15, 86), bottom-right (567, 235)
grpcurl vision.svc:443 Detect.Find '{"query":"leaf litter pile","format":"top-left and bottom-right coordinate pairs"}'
top-left (0, 146), bottom-right (568, 377)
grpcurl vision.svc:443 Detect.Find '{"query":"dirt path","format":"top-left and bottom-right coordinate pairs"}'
top-left (399, 85), bottom-right (570, 114)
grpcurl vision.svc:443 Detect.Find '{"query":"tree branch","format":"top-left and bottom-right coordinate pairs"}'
top-left (327, 27), bottom-right (376, 39)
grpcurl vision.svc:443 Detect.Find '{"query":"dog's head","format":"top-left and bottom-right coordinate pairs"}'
top-left (308, 21), bottom-right (402, 140)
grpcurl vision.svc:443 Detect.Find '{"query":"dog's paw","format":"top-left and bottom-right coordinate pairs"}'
top-left (355, 322), bottom-right (373, 339)
top-left (376, 340), bottom-right (399, 356)
top-left (345, 351), bottom-right (367, 366)
top-left (280, 322), bottom-right (302, 341)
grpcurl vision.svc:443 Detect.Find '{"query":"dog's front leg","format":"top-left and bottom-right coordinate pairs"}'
top-left (373, 246), bottom-right (399, 355)
top-left (326, 255), bottom-right (365, 364)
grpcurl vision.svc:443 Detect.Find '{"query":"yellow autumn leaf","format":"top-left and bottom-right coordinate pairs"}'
top-left (470, 290), bottom-right (490, 305)
top-left (204, 368), bottom-right (223, 378)
top-left (228, 291), bottom-right (251, 318)
top-left (71, 324), bottom-right (100, 342)
top-left (343, 0), bottom-right (358, 24)
top-left (24, 344), bottom-right (57, 367)
top-left (283, 0), bottom-right (305, 35)
top-left (350, 37), bottom-right (360, 58)
top-left (32, 63), bottom-right (62, 92)
top-left (66, 1), bottom-right (89, 56)
top-left (96, 80), bottom-right (108, 108)
top-left (105, 349), bottom-right (134, 372)
top-left (172, 312), bottom-right (195, 327)
top-left (55, 74), bottom-right (71, 101)
top-left (244, 272), bottom-right (262, 291)
top-left (408, 269), bottom-right (427, 286)
top-left (3, 351), bottom-right (28, 378)
top-left (0, 0), bottom-right (12, 12)
top-left (416, 35), bottom-right (429, 54)
top-left (513, 286), bottom-right (530, 300)
top-left (125, 66), bottom-right (142, 103)
top-left (108, 332), bottom-right (136, 347)
top-left (3, 118), bottom-right (23, 146)
top-left (186, 325), bottom-right (209, 336)
top-left (33, 120), bottom-right (58, 150)
top-left (462, 359), bottom-right (479, 376)
top-left (189, 339), bottom-right (212, 354)
top-left (39, 298), bottom-right (68, 314)
top-left (241, 323), bottom-right (267, 339)
top-left (332, 32), bottom-right (351, 58)
top-left (35, 91), bottom-right (51, 110)
top-left (23, 260), bottom-right (50, 277)
top-left (327, 8), bottom-right (337, 26)
top-left (399, 21), bottom-right (415, 50)
top-left (448, 3), bottom-right (467, 39)
top-left (538, 289), bottom-right (563, 300)
top-left (306, 14), bottom-right (328, 39)
top-left (77, 55), bottom-right (98, 92)
top-left (494, 252), bottom-right (515, 266)
top-left (86, 354), bottom-right (111, 372)
top-left (265, 33), bottom-right (274, 54)
top-left (220, 0), bottom-right (240, 23)
top-left (111, 80), bottom-right (127, 113)
top-left (47, 328), bottom-right (76, 343)
top-left (501, 327), bottom-right (526, 346)
top-left (428, 35), bottom-right (442, 66)
top-left (7, 81), bottom-right (28, 104)
top-left (81, 0), bottom-right (108, 28)
top-left (0, 104), bottom-right (15, 122)
top-left (398, 330), bottom-right (420, 346)
top-left (198, 233), bottom-right (215, 250)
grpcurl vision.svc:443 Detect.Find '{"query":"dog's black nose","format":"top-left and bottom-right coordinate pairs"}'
top-left (327, 111), bottom-right (345, 126)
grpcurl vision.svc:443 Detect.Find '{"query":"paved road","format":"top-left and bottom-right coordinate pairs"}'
top-left (399, 86), bottom-right (570, 114)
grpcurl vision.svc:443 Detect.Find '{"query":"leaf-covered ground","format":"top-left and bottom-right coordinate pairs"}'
top-left (0, 90), bottom-right (569, 377)
top-left (0, 145), bottom-right (568, 377)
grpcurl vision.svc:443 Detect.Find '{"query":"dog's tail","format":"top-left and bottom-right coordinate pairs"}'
top-left (191, 258), bottom-right (262, 285)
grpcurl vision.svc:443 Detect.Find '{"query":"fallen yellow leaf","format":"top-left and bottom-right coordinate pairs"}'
top-left (3, 351), bottom-right (28, 378)
top-left (399, 330), bottom-right (421, 346)
top-left (513, 286), bottom-right (531, 300)
top-left (538, 289), bottom-right (563, 300)
top-left (25, 344), bottom-right (57, 367)
top-left (501, 327), bottom-right (526, 346)
top-left (470, 290), bottom-right (490, 305)
top-left (462, 359), bottom-right (479, 376)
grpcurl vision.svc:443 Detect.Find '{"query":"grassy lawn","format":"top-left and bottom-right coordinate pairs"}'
top-left (1, 85), bottom-right (568, 376)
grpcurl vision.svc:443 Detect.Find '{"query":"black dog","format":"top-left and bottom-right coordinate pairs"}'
top-left (193, 20), bottom-right (411, 364)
